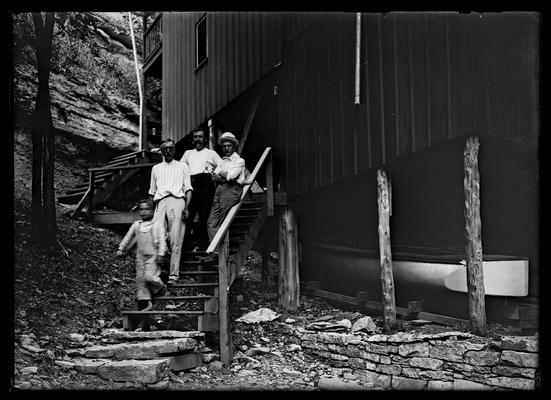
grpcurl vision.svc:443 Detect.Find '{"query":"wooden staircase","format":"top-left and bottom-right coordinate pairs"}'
top-left (118, 147), bottom-right (284, 366)
top-left (58, 150), bottom-right (162, 217)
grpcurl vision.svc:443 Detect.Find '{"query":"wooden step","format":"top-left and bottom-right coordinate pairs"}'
top-left (58, 192), bottom-right (87, 204)
top-left (110, 150), bottom-right (145, 162)
top-left (154, 295), bottom-right (213, 301)
top-left (168, 282), bottom-right (218, 288)
top-left (121, 310), bottom-right (205, 315)
top-left (180, 271), bottom-right (218, 276)
top-left (237, 208), bottom-right (262, 214)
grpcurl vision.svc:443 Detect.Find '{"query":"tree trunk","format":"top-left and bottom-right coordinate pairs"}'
top-left (31, 12), bottom-right (57, 250)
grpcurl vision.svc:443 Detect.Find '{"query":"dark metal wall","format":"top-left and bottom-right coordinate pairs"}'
top-left (162, 12), bottom-right (282, 142)
top-left (277, 12), bottom-right (539, 197)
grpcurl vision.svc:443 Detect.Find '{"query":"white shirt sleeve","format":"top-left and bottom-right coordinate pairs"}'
top-left (226, 157), bottom-right (245, 182)
top-left (148, 165), bottom-right (157, 196)
top-left (182, 162), bottom-right (193, 193)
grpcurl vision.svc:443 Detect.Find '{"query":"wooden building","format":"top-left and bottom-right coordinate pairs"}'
top-left (141, 11), bottom-right (539, 301)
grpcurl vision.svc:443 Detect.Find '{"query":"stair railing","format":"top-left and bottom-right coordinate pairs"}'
top-left (205, 146), bottom-right (273, 366)
top-left (71, 150), bottom-right (158, 218)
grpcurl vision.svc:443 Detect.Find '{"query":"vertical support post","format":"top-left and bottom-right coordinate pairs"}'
top-left (141, 73), bottom-right (148, 150)
top-left (354, 12), bottom-right (361, 105)
top-left (266, 150), bottom-right (274, 216)
top-left (278, 207), bottom-right (300, 311)
top-left (208, 119), bottom-right (215, 150)
top-left (218, 232), bottom-right (233, 365)
top-left (377, 168), bottom-right (396, 330)
top-left (88, 170), bottom-right (95, 213)
top-left (463, 136), bottom-right (486, 336)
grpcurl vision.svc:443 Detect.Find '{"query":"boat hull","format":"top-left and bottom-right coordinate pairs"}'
top-left (301, 241), bottom-right (529, 321)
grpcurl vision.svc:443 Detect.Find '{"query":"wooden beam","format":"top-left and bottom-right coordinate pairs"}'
top-left (377, 168), bottom-right (396, 330)
top-left (278, 207), bottom-right (300, 311)
top-left (218, 233), bottom-right (233, 365)
top-left (88, 162), bottom-right (157, 172)
top-left (237, 80), bottom-right (267, 155)
top-left (463, 136), bottom-right (486, 336)
top-left (303, 286), bottom-right (468, 326)
top-left (266, 151), bottom-right (274, 216)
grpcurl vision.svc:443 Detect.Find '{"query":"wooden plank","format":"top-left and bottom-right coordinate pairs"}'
top-left (278, 207), bottom-right (300, 311)
top-left (218, 232), bottom-right (233, 365)
top-left (463, 136), bottom-right (486, 336)
top-left (305, 286), bottom-right (468, 326)
top-left (266, 151), bottom-right (274, 216)
top-left (377, 168), bottom-right (396, 330)
top-left (238, 80), bottom-right (267, 155)
top-left (88, 162), bottom-right (157, 172)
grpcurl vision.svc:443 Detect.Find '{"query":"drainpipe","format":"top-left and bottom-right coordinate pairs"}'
top-left (128, 12), bottom-right (143, 150)
top-left (354, 12), bottom-right (361, 105)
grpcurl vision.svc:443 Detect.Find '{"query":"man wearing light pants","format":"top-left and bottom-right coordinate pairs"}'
top-left (149, 139), bottom-right (193, 286)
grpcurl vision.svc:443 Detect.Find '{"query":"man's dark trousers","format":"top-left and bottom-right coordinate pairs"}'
top-left (185, 173), bottom-right (215, 251)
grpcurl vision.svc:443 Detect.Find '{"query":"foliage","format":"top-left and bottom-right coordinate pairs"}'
top-left (13, 12), bottom-right (140, 104)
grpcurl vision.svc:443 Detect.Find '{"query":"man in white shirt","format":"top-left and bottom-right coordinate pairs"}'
top-left (207, 132), bottom-right (247, 241)
top-left (181, 129), bottom-right (221, 251)
top-left (149, 139), bottom-right (193, 285)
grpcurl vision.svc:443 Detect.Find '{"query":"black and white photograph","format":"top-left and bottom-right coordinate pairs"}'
top-left (11, 10), bottom-right (540, 391)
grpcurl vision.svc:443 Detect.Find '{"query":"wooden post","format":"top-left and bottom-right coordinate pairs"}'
top-left (278, 207), bottom-right (300, 311)
top-left (463, 136), bottom-right (486, 336)
top-left (261, 247), bottom-right (269, 292)
top-left (218, 232), bottom-right (233, 365)
top-left (266, 151), bottom-right (274, 216)
top-left (377, 168), bottom-right (396, 330)
top-left (88, 170), bottom-right (95, 213)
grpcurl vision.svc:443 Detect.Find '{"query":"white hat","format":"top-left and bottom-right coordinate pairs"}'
top-left (218, 132), bottom-right (239, 146)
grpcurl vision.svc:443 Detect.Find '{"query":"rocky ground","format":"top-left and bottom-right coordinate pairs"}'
top-left (12, 122), bottom-right (523, 391)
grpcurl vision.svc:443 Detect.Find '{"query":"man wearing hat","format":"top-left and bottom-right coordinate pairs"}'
top-left (149, 138), bottom-right (193, 285)
top-left (207, 132), bottom-right (247, 242)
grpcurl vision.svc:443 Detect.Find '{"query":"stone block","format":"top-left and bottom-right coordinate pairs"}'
top-left (453, 379), bottom-right (495, 390)
top-left (366, 334), bottom-right (389, 342)
top-left (364, 343), bottom-right (390, 355)
top-left (84, 338), bottom-right (198, 360)
top-left (376, 364), bottom-right (402, 375)
top-left (102, 329), bottom-right (204, 341)
top-left (427, 380), bottom-right (454, 390)
top-left (492, 365), bottom-right (536, 379)
top-left (500, 336), bottom-right (538, 353)
top-left (501, 350), bottom-right (539, 368)
top-left (485, 376), bottom-right (535, 390)
top-left (355, 370), bottom-right (390, 388)
top-left (317, 376), bottom-right (369, 390)
top-left (97, 359), bottom-right (170, 384)
top-left (418, 370), bottom-right (453, 381)
top-left (379, 355), bottom-right (391, 365)
top-left (398, 342), bottom-right (429, 357)
top-left (429, 342), bottom-right (466, 362)
top-left (391, 376), bottom-right (427, 390)
top-left (409, 357), bottom-right (444, 370)
top-left (330, 353), bottom-right (349, 361)
top-left (72, 358), bottom-right (111, 374)
top-left (169, 352), bottom-right (202, 371)
top-left (360, 351), bottom-right (380, 363)
top-left (401, 367), bottom-right (420, 378)
top-left (386, 332), bottom-right (417, 343)
top-left (464, 350), bottom-right (501, 366)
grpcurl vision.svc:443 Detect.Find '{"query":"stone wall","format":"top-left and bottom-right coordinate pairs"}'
top-left (291, 329), bottom-right (539, 390)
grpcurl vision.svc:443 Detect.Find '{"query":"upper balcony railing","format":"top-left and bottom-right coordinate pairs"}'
top-left (144, 13), bottom-right (162, 63)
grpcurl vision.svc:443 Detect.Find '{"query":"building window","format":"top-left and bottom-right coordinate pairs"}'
top-left (195, 14), bottom-right (208, 69)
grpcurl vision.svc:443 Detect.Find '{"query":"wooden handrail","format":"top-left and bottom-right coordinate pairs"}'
top-left (89, 162), bottom-right (157, 172)
top-left (206, 147), bottom-right (272, 254)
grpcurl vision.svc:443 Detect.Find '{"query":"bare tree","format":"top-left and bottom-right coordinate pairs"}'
top-left (31, 12), bottom-right (57, 250)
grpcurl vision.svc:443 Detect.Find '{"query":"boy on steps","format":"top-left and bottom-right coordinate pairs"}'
top-left (117, 199), bottom-right (167, 311)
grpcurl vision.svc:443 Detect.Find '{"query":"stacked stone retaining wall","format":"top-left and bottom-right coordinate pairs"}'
top-left (292, 329), bottom-right (539, 390)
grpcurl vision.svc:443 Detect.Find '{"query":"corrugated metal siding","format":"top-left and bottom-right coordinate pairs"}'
top-left (277, 12), bottom-right (539, 198)
top-left (162, 12), bottom-right (282, 143)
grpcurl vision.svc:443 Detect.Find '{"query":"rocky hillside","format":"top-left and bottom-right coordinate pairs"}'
top-left (13, 11), bottom-right (160, 151)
